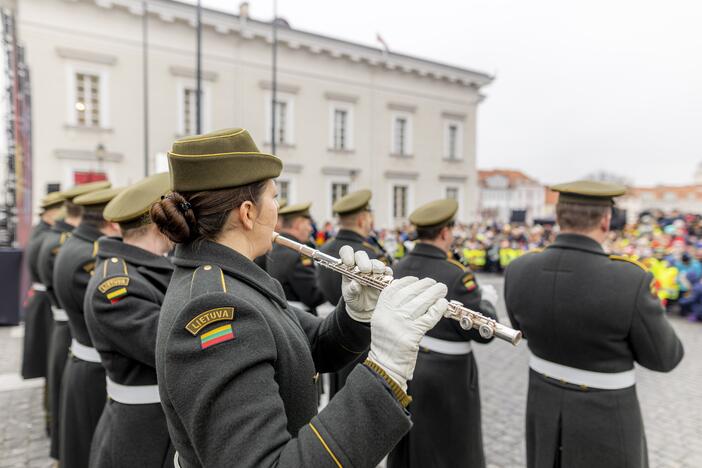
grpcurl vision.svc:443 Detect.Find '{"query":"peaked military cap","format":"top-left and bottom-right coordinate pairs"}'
top-left (278, 202), bottom-right (312, 219)
top-left (73, 187), bottom-right (123, 206)
top-left (333, 189), bottom-right (372, 216)
top-left (277, 199), bottom-right (288, 211)
top-left (168, 128), bottom-right (282, 192)
top-left (551, 180), bottom-right (626, 206)
top-left (41, 192), bottom-right (67, 210)
top-left (61, 180), bottom-right (112, 201)
top-left (104, 172), bottom-right (170, 223)
top-left (409, 199), bottom-right (458, 228)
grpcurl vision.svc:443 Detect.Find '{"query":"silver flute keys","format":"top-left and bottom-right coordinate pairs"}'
top-left (272, 232), bottom-right (522, 346)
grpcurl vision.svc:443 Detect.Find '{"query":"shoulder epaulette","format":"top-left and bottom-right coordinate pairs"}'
top-left (610, 255), bottom-right (648, 272)
top-left (101, 256), bottom-right (128, 278)
top-left (446, 258), bottom-right (468, 272)
top-left (91, 241), bottom-right (99, 258)
top-left (362, 241), bottom-right (381, 255)
top-left (189, 264), bottom-right (227, 299)
top-left (59, 232), bottom-right (71, 245)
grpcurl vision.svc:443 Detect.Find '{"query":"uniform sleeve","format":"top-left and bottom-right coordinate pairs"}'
top-left (68, 260), bottom-right (96, 312)
top-left (629, 271), bottom-right (684, 372)
top-left (162, 295), bottom-right (409, 468)
top-left (293, 300), bottom-right (371, 373)
top-left (87, 275), bottom-right (161, 368)
top-left (503, 265), bottom-right (522, 333)
top-left (448, 270), bottom-right (498, 343)
top-left (289, 257), bottom-right (326, 309)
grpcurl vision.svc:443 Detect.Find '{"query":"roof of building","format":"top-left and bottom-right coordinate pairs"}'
top-left (99, 0), bottom-right (493, 88)
top-left (478, 169), bottom-right (540, 188)
top-left (628, 185), bottom-right (702, 201)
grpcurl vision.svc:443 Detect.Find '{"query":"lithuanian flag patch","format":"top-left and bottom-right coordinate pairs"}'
top-left (106, 287), bottom-right (128, 303)
top-left (200, 324), bottom-right (235, 349)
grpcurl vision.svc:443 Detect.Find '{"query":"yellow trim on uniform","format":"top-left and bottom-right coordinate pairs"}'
top-left (527, 248), bottom-right (544, 254)
top-left (446, 258), bottom-right (467, 271)
top-left (121, 259), bottom-right (128, 275)
top-left (610, 255), bottom-right (648, 271)
top-left (220, 269), bottom-right (227, 293)
top-left (177, 128), bottom-right (245, 143)
top-left (169, 151), bottom-right (277, 159)
top-left (92, 241), bottom-right (99, 257)
top-left (309, 423), bottom-right (343, 468)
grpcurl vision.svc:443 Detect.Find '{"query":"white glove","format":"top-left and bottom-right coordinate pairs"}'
top-left (368, 277), bottom-right (449, 391)
top-left (340, 245), bottom-right (393, 323)
top-left (480, 284), bottom-right (499, 308)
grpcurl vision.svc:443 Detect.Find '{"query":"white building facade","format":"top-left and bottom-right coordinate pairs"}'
top-left (478, 169), bottom-right (545, 223)
top-left (16, 0), bottom-right (492, 228)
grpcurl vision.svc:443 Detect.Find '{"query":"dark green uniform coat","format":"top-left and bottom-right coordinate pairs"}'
top-left (504, 234), bottom-right (684, 468)
top-left (21, 220), bottom-right (53, 379)
top-left (54, 223), bottom-right (106, 468)
top-left (387, 243), bottom-right (497, 468)
top-left (317, 229), bottom-right (392, 397)
top-left (85, 237), bottom-right (175, 468)
top-left (37, 219), bottom-right (74, 459)
top-left (267, 230), bottom-right (326, 313)
top-left (156, 240), bottom-right (411, 468)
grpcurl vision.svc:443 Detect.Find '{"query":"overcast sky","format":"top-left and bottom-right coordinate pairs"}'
top-left (196, 0), bottom-right (702, 186)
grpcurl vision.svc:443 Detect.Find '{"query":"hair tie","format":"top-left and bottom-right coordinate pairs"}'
top-left (177, 201), bottom-right (192, 214)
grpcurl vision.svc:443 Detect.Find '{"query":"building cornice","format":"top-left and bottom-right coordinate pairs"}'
top-left (80, 0), bottom-right (493, 89)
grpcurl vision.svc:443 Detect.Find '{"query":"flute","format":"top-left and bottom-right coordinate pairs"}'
top-left (272, 232), bottom-right (522, 346)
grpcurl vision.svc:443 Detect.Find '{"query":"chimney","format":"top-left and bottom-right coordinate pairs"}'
top-left (239, 2), bottom-right (249, 20)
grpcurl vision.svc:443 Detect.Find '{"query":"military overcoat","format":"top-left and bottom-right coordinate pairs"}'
top-left (85, 237), bottom-right (175, 468)
top-left (317, 229), bottom-right (391, 397)
top-left (21, 220), bottom-right (53, 379)
top-left (387, 243), bottom-right (497, 468)
top-left (37, 219), bottom-right (74, 459)
top-left (54, 222), bottom-right (106, 468)
top-left (504, 233), bottom-right (684, 468)
top-left (156, 240), bottom-right (411, 468)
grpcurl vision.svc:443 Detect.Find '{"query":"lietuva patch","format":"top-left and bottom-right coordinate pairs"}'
top-left (186, 307), bottom-right (235, 336)
top-left (98, 277), bottom-right (130, 293)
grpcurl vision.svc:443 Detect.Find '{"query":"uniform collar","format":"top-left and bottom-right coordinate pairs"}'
top-left (97, 237), bottom-right (173, 271)
top-left (549, 233), bottom-right (607, 256)
top-left (335, 229), bottom-right (366, 243)
top-left (73, 222), bottom-right (104, 243)
top-left (173, 240), bottom-right (288, 308)
top-left (409, 242), bottom-right (447, 260)
top-left (51, 219), bottom-right (74, 234)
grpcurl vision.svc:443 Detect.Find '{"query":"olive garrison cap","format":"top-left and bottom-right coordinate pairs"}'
top-left (168, 128), bottom-right (282, 192)
top-left (551, 180), bottom-right (626, 206)
top-left (104, 172), bottom-right (170, 223)
top-left (61, 180), bottom-right (112, 201)
top-left (278, 202), bottom-right (312, 219)
top-left (73, 187), bottom-right (124, 207)
top-left (409, 199), bottom-right (458, 228)
top-left (40, 192), bottom-right (67, 210)
top-left (333, 189), bottom-right (372, 216)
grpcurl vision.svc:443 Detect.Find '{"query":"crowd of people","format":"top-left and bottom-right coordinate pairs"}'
top-left (312, 210), bottom-right (702, 322)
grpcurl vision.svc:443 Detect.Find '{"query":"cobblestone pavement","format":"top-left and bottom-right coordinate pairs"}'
top-left (1, 275), bottom-right (700, 467)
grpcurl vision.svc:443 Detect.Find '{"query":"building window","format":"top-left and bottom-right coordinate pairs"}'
top-left (331, 182), bottom-right (349, 206)
top-left (46, 183), bottom-right (61, 194)
top-left (177, 82), bottom-right (210, 136)
top-left (446, 187), bottom-right (459, 200)
top-left (75, 72), bottom-right (101, 127)
top-left (391, 113), bottom-right (413, 156)
top-left (277, 180), bottom-right (290, 204)
top-left (266, 94), bottom-right (295, 145)
top-left (444, 120), bottom-right (464, 160)
top-left (329, 102), bottom-right (354, 151)
top-left (393, 185), bottom-right (408, 219)
top-left (182, 87), bottom-right (198, 136)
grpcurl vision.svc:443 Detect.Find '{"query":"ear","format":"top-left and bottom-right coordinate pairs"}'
top-left (601, 211), bottom-right (612, 232)
top-left (238, 200), bottom-right (256, 231)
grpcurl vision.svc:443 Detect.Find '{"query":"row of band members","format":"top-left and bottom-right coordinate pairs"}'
top-left (22, 127), bottom-right (682, 468)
